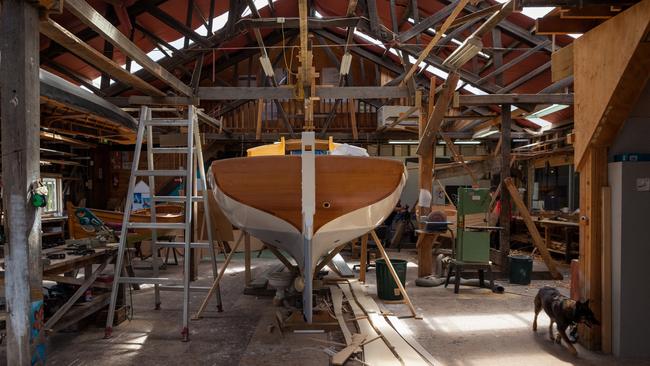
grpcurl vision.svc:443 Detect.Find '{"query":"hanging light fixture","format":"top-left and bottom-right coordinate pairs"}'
top-left (442, 35), bottom-right (484, 70)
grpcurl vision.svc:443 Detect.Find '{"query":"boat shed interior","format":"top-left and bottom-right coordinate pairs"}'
top-left (1, 0), bottom-right (650, 365)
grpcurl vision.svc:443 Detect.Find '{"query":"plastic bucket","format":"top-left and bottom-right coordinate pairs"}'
top-left (375, 258), bottom-right (408, 300)
top-left (509, 255), bottom-right (533, 285)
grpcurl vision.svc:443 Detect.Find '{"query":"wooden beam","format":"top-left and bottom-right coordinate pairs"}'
top-left (416, 73), bottom-right (460, 156)
top-left (45, 61), bottom-right (105, 96)
top-left (198, 86), bottom-right (411, 100)
top-left (39, 19), bottom-right (165, 96)
top-left (573, 0), bottom-right (650, 167)
top-left (601, 185), bottom-right (612, 354)
top-left (457, 93), bottom-right (574, 106)
top-left (359, 233), bottom-right (368, 282)
top-left (397, 0), bottom-right (458, 42)
top-left (497, 61), bottom-right (551, 93)
top-left (369, 230), bottom-right (418, 318)
top-left (115, 96), bottom-right (199, 106)
top-left (499, 104), bottom-right (512, 269)
top-left (472, 1), bottom-right (514, 38)
top-left (559, 5), bottom-right (622, 19)
top-left (536, 14), bottom-right (603, 35)
top-left (236, 16), bottom-right (360, 29)
top-left (256, 98), bottom-right (264, 140)
top-left (366, 0), bottom-right (381, 34)
top-left (577, 146), bottom-right (607, 349)
top-left (461, 1), bottom-right (554, 53)
top-left (440, 134), bottom-right (478, 186)
top-left (477, 41), bottom-right (550, 85)
top-left (401, 0), bottom-right (470, 84)
top-left (448, 3), bottom-right (506, 31)
top-left (143, 2), bottom-right (211, 47)
top-left (504, 177), bottom-right (563, 279)
top-left (518, 0), bottom-right (636, 6)
top-left (551, 43), bottom-right (574, 82)
top-left (194, 233), bottom-right (244, 319)
top-left (348, 99), bottom-right (358, 140)
top-left (40, 131), bottom-right (97, 148)
top-left (1, 1), bottom-right (43, 363)
top-left (63, 0), bottom-right (193, 96)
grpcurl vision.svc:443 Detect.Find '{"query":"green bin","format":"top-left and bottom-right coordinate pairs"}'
top-left (375, 258), bottom-right (407, 300)
top-left (509, 255), bottom-right (533, 285)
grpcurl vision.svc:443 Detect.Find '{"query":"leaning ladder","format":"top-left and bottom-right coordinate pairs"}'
top-left (105, 105), bottom-right (222, 341)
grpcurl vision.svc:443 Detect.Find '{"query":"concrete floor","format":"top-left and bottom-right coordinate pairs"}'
top-left (5, 249), bottom-right (650, 366)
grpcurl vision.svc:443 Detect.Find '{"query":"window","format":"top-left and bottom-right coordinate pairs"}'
top-left (42, 177), bottom-right (63, 216)
top-left (532, 164), bottom-right (578, 211)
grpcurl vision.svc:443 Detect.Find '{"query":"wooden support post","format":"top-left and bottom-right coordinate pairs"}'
top-left (359, 234), bottom-right (368, 283)
top-left (417, 87), bottom-right (435, 277)
top-left (416, 234), bottom-right (436, 278)
top-left (264, 244), bottom-right (296, 272)
top-left (348, 99), bottom-right (358, 140)
top-left (577, 146), bottom-right (606, 349)
top-left (504, 178), bottom-right (563, 280)
top-left (416, 73), bottom-right (459, 157)
top-left (244, 232), bottom-right (252, 287)
top-left (499, 104), bottom-right (512, 271)
top-left (194, 232), bottom-right (244, 318)
top-left (256, 98), bottom-right (264, 140)
top-left (601, 186), bottom-right (612, 354)
top-left (314, 244), bottom-right (348, 274)
top-left (1, 1), bottom-right (43, 364)
top-left (369, 231), bottom-right (418, 318)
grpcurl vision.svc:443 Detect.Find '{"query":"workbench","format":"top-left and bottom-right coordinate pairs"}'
top-left (0, 243), bottom-right (121, 332)
top-left (512, 216), bottom-right (579, 263)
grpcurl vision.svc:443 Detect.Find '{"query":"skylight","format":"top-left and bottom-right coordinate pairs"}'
top-left (85, 1), bottom-right (280, 94)
top-left (526, 117), bottom-right (553, 131)
top-left (354, 29), bottom-right (386, 49)
top-left (495, 0), bottom-right (554, 19)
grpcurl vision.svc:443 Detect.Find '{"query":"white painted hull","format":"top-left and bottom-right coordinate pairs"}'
top-left (210, 167), bottom-right (407, 276)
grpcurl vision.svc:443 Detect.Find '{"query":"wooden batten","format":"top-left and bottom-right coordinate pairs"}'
top-left (551, 43), bottom-right (574, 83)
top-left (577, 147), bottom-right (608, 350)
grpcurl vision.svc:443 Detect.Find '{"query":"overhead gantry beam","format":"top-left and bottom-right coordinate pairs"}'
top-left (197, 86), bottom-right (410, 100)
top-left (236, 16), bottom-right (361, 29)
top-left (457, 93), bottom-right (574, 106)
top-left (63, 0), bottom-right (193, 96)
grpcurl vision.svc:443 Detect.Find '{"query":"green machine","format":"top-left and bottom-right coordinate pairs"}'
top-left (455, 187), bottom-right (492, 263)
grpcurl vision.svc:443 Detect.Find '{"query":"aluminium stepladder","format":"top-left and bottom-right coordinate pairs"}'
top-left (105, 105), bottom-right (222, 341)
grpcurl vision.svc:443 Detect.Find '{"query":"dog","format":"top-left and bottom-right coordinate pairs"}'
top-left (533, 286), bottom-right (600, 356)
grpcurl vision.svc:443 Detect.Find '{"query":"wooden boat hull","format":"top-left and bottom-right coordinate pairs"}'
top-left (67, 202), bottom-right (184, 239)
top-left (210, 155), bottom-right (407, 275)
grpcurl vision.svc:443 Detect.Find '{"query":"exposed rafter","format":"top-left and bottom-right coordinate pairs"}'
top-left (64, 0), bottom-right (193, 96)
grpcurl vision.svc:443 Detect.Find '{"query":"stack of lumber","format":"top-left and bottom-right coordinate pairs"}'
top-left (329, 280), bottom-right (438, 365)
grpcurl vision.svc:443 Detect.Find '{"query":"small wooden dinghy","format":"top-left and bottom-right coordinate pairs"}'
top-left (67, 202), bottom-right (184, 239)
top-left (210, 134), bottom-right (406, 321)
